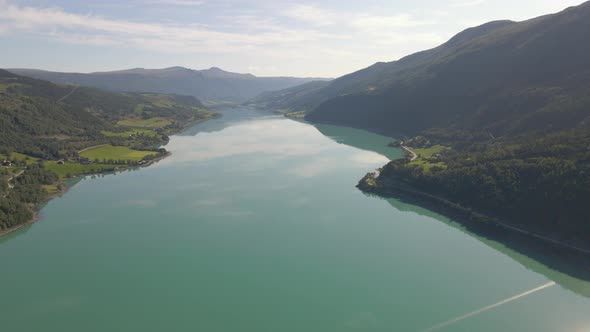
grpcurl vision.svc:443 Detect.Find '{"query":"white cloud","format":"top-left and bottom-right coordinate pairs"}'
top-left (450, 0), bottom-right (487, 7)
top-left (0, 1), bottom-right (332, 54)
top-left (352, 14), bottom-right (435, 31)
top-left (0, 0), bottom-right (448, 76)
top-left (147, 0), bottom-right (205, 6)
top-left (283, 4), bottom-right (337, 26)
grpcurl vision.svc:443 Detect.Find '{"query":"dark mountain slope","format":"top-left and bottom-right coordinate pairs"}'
top-left (305, 2), bottom-right (590, 137)
top-left (247, 80), bottom-right (330, 112)
top-left (251, 20), bottom-right (517, 116)
top-left (342, 1), bottom-right (590, 253)
top-left (8, 67), bottom-right (329, 103)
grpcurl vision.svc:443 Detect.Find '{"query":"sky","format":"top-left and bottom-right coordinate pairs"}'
top-left (0, 0), bottom-right (586, 77)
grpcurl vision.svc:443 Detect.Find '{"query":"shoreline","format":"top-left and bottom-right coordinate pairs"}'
top-left (357, 174), bottom-right (590, 256)
top-left (357, 173), bottom-right (590, 280)
top-left (357, 173), bottom-right (590, 257)
top-left (0, 113), bottom-right (219, 238)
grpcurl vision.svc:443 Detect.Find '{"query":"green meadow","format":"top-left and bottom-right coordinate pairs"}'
top-left (80, 145), bottom-right (157, 162)
top-left (117, 117), bottom-right (172, 128)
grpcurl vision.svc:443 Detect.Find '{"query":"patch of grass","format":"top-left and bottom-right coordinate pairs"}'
top-left (44, 161), bottom-right (125, 179)
top-left (413, 145), bottom-right (450, 159)
top-left (101, 129), bottom-right (160, 138)
top-left (408, 159), bottom-right (448, 172)
top-left (1, 152), bottom-right (39, 165)
top-left (406, 145), bottom-right (450, 172)
top-left (80, 145), bottom-right (157, 162)
top-left (117, 117), bottom-right (173, 128)
top-left (42, 184), bottom-right (60, 195)
top-left (193, 107), bottom-right (216, 117)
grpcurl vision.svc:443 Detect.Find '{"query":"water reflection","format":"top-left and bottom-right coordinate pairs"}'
top-left (314, 123), bottom-right (403, 160)
top-left (318, 117), bottom-right (590, 297)
top-left (385, 195), bottom-right (590, 297)
top-left (178, 107), bottom-right (278, 136)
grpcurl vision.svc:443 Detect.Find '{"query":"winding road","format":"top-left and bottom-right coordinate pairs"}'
top-left (401, 145), bottom-right (418, 161)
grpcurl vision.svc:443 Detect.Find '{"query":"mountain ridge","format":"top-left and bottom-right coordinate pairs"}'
top-left (7, 67), bottom-right (331, 103)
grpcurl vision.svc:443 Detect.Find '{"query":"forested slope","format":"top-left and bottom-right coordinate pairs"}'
top-left (0, 69), bottom-right (216, 232)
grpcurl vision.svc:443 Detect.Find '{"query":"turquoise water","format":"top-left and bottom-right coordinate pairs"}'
top-left (1, 108), bottom-right (589, 331)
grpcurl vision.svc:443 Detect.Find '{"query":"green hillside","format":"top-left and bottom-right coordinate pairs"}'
top-left (0, 69), bottom-right (216, 232)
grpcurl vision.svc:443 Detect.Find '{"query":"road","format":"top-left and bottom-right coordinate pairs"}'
top-left (78, 144), bottom-right (108, 154)
top-left (3, 169), bottom-right (24, 194)
top-left (401, 145), bottom-right (418, 161)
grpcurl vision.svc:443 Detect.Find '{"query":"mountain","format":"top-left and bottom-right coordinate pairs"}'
top-left (259, 2), bottom-right (590, 252)
top-left (253, 2), bottom-right (590, 138)
top-left (247, 80), bottom-right (330, 112)
top-left (8, 67), bottom-right (329, 103)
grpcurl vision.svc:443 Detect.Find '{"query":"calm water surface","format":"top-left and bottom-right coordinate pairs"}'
top-left (1, 108), bottom-right (590, 331)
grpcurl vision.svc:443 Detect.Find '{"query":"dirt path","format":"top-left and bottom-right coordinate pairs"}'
top-left (58, 85), bottom-right (79, 102)
top-left (401, 145), bottom-right (418, 161)
top-left (78, 144), bottom-right (108, 154)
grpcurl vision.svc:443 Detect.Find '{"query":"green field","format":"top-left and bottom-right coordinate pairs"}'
top-left (42, 184), bottom-right (60, 194)
top-left (101, 129), bottom-right (160, 138)
top-left (80, 145), bottom-right (157, 162)
top-left (44, 161), bottom-right (125, 178)
top-left (408, 145), bottom-right (450, 172)
top-left (1, 152), bottom-right (39, 165)
top-left (413, 145), bottom-right (450, 159)
top-left (117, 117), bottom-right (172, 128)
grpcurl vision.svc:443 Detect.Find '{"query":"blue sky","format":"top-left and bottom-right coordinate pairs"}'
top-left (0, 0), bottom-right (585, 77)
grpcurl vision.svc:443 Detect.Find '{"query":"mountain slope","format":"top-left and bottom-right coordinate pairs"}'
top-left (0, 69), bottom-right (212, 158)
top-left (303, 2), bottom-right (590, 136)
top-left (247, 80), bottom-right (331, 112)
top-left (322, 1), bottom-right (590, 251)
top-left (0, 69), bottom-right (216, 232)
top-left (8, 67), bottom-right (329, 103)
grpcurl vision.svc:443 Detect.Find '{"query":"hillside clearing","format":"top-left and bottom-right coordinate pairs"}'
top-left (80, 145), bottom-right (157, 162)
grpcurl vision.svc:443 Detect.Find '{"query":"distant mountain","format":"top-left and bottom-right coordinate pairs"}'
top-left (247, 80), bottom-right (330, 112)
top-left (8, 67), bottom-right (330, 103)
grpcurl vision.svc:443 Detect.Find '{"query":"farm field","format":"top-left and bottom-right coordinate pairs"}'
top-left (44, 161), bottom-right (125, 178)
top-left (101, 129), bottom-right (160, 137)
top-left (117, 117), bottom-right (172, 128)
top-left (80, 145), bottom-right (157, 162)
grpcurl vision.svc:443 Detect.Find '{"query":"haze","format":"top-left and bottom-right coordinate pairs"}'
top-left (0, 0), bottom-right (585, 77)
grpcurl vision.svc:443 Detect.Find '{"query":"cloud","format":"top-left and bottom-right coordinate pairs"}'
top-left (146, 0), bottom-right (205, 6)
top-left (450, 0), bottom-right (487, 7)
top-left (0, 0), bottom-right (447, 76)
top-left (0, 1), bottom-right (329, 54)
top-left (352, 14), bottom-right (435, 31)
top-left (283, 4), bottom-right (337, 26)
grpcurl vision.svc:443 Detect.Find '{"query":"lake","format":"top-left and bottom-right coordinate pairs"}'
top-left (1, 108), bottom-right (589, 331)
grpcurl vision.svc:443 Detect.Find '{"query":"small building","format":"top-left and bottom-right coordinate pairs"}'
top-left (79, 157), bottom-right (93, 165)
top-left (1, 160), bottom-right (12, 167)
top-left (57, 160), bottom-right (65, 165)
